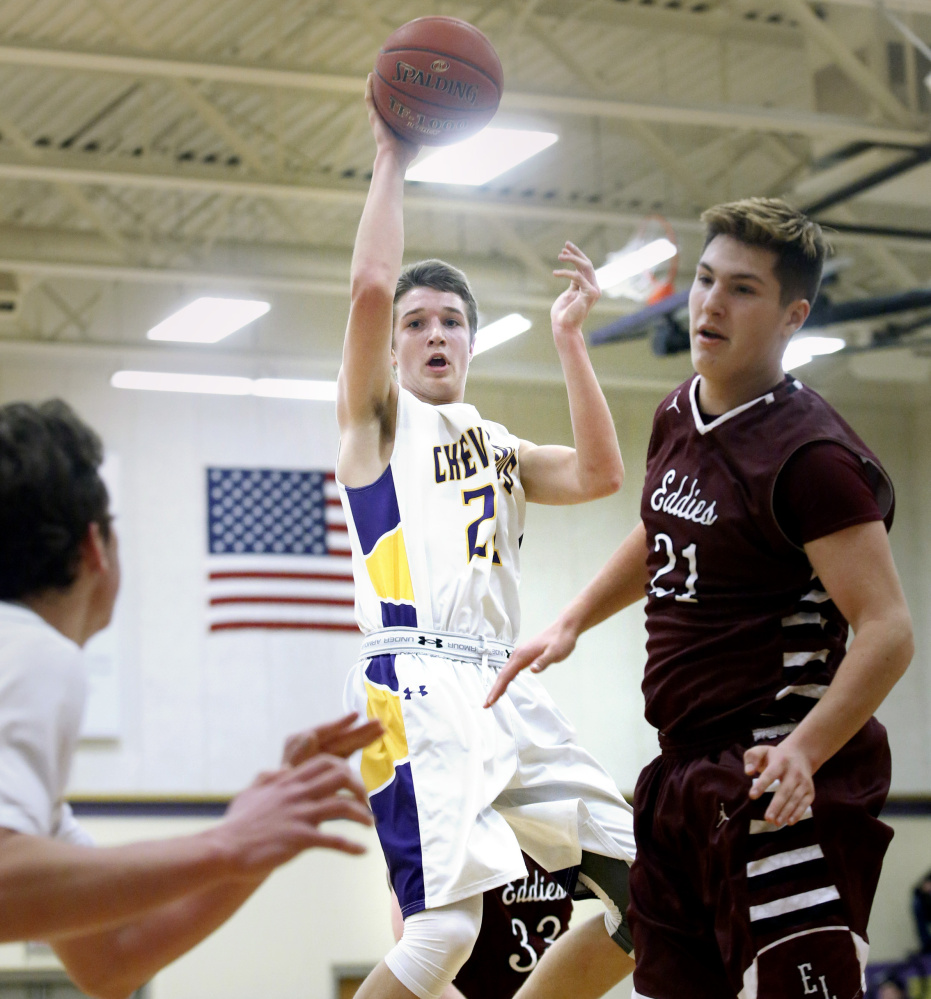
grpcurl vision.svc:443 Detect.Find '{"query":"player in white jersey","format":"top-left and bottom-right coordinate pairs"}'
top-left (337, 77), bottom-right (636, 999)
top-left (0, 399), bottom-right (382, 999)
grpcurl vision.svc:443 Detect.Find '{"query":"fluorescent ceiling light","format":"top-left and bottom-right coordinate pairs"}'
top-left (782, 335), bottom-right (845, 371)
top-left (253, 378), bottom-right (337, 401)
top-left (147, 297), bottom-right (270, 344)
top-left (472, 314), bottom-right (532, 356)
top-left (111, 371), bottom-right (253, 394)
top-left (111, 370), bottom-right (336, 400)
top-left (596, 238), bottom-right (678, 298)
top-left (406, 129), bottom-right (558, 186)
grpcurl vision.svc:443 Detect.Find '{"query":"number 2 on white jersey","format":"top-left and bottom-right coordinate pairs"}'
top-left (463, 485), bottom-right (502, 564)
top-left (650, 533), bottom-right (698, 603)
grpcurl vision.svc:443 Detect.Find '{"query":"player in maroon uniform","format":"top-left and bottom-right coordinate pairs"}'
top-left (390, 853), bottom-right (574, 999)
top-left (486, 198), bottom-right (914, 999)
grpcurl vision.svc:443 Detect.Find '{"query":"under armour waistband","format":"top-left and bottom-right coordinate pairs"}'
top-left (359, 627), bottom-right (514, 666)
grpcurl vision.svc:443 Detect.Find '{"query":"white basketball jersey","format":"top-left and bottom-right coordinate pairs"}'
top-left (338, 387), bottom-right (525, 642)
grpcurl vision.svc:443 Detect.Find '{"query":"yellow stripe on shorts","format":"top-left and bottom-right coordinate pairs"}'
top-left (361, 681), bottom-right (410, 793)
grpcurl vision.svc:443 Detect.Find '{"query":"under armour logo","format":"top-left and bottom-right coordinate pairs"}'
top-left (403, 686), bottom-right (428, 699)
top-left (418, 636), bottom-right (443, 648)
top-left (716, 803), bottom-right (729, 827)
top-left (667, 393), bottom-right (681, 413)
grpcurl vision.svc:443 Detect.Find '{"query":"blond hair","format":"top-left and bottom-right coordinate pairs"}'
top-left (700, 197), bottom-right (829, 305)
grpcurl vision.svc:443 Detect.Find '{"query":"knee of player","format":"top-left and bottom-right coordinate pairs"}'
top-left (390, 898), bottom-right (483, 995)
top-left (426, 902), bottom-right (482, 966)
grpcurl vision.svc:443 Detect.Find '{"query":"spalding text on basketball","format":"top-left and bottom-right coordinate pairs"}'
top-left (391, 61), bottom-right (479, 105)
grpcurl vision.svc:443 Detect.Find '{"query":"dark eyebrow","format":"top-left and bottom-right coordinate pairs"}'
top-left (696, 261), bottom-right (765, 284)
top-left (400, 305), bottom-right (467, 321)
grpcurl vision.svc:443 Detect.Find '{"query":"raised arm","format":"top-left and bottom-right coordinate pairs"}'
top-left (519, 242), bottom-right (623, 505)
top-left (745, 520), bottom-right (913, 827)
top-left (337, 76), bottom-right (421, 488)
top-left (485, 521), bottom-right (650, 706)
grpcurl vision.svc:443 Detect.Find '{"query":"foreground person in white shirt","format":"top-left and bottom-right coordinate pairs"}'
top-left (0, 398), bottom-right (382, 999)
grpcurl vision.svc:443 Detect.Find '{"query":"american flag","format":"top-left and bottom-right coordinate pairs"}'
top-left (205, 467), bottom-right (358, 633)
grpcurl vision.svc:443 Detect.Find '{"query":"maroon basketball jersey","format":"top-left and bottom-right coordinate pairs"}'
top-left (640, 375), bottom-right (893, 742)
top-left (452, 855), bottom-right (573, 999)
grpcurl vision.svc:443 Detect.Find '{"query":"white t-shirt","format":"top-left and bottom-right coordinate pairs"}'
top-left (0, 602), bottom-right (91, 845)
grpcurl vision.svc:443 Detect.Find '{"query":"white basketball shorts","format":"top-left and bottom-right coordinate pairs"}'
top-left (344, 647), bottom-right (635, 915)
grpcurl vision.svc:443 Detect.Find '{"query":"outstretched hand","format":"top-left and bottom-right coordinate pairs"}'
top-left (364, 73), bottom-right (421, 168)
top-left (221, 753), bottom-right (376, 875)
top-left (551, 242), bottom-right (601, 338)
top-left (282, 711), bottom-right (383, 768)
top-left (484, 619), bottom-right (578, 708)
top-left (214, 711), bottom-right (384, 874)
top-left (744, 740), bottom-right (815, 828)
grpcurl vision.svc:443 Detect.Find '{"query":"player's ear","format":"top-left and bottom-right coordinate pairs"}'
top-left (79, 522), bottom-right (110, 573)
top-left (786, 298), bottom-right (811, 335)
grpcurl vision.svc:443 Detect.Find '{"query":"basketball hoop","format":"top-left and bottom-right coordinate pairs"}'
top-left (599, 215), bottom-right (678, 304)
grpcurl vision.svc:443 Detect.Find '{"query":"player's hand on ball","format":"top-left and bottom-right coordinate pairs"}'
top-left (282, 711), bottom-right (383, 768)
top-left (484, 619), bottom-right (578, 707)
top-left (744, 740), bottom-right (815, 828)
top-left (551, 242), bottom-right (601, 339)
top-left (365, 74), bottom-right (420, 167)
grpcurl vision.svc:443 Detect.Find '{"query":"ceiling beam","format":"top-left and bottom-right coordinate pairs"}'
top-left (817, 0), bottom-right (931, 12)
top-left (800, 143), bottom-right (931, 214)
top-left (779, 0), bottom-right (917, 128)
top-left (2, 147), bottom-right (930, 259)
top-left (0, 230), bottom-right (628, 315)
top-left (39, 284), bottom-right (100, 341)
top-left (83, 0), bottom-right (269, 173)
top-left (500, 92), bottom-right (930, 146)
top-left (0, 252), bottom-right (628, 317)
top-left (0, 41), bottom-right (926, 145)
top-left (484, 216), bottom-right (556, 284)
top-left (623, 121), bottom-right (712, 209)
top-left (528, 0), bottom-right (801, 45)
top-left (829, 206), bottom-right (920, 288)
top-left (0, 41), bottom-right (364, 92)
top-left (0, 109), bottom-right (131, 254)
top-left (0, 149), bottom-right (709, 229)
top-left (522, 17), bottom-right (607, 96)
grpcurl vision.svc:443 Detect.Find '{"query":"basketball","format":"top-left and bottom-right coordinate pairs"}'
top-left (372, 16), bottom-right (503, 146)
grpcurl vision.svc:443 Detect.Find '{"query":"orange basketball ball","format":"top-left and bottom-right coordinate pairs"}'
top-left (372, 16), bottom-right (503, 146)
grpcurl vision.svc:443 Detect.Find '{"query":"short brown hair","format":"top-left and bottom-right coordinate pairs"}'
top-left (700, 197), bottom-right (828, 306)
top-left (394, 259), bottom-right (478, 343)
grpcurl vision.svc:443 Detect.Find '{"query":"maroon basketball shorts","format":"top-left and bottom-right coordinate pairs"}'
top-left (628, 719), bottom-right (892, 999)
